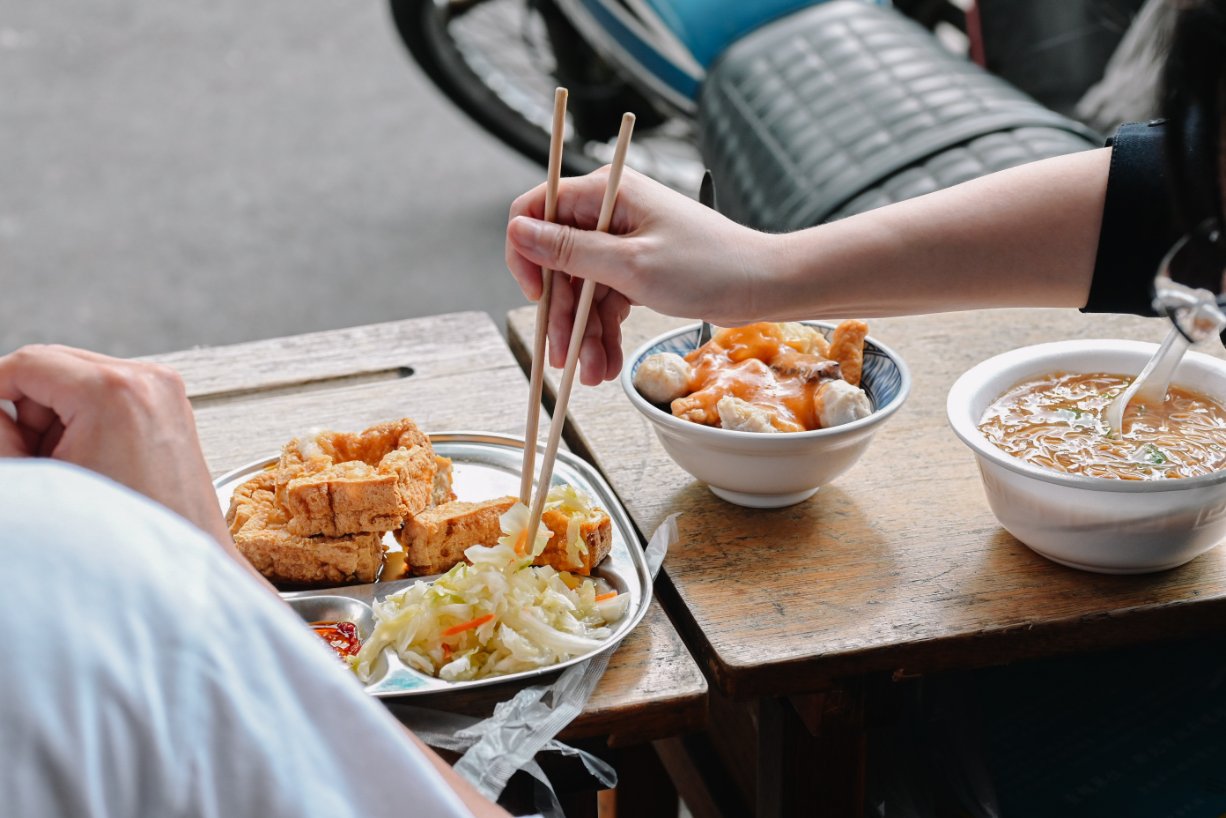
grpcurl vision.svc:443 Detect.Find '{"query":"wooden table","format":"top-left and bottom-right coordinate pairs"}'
top-left (147, 312), bottom-right (708, 812)
top-left (508, 305), bottom-right (1226, 817)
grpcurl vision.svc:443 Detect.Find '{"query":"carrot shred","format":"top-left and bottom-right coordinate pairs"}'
top-left (514, 530), bottom-right (528, 556)
top-left (441, 613), bottom-right (495, 637)
top-left (594, 591), bottom-right (618, 602)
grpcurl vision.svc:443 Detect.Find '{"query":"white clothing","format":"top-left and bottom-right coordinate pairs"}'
top-left (0, 460), bottom-right (474, 818)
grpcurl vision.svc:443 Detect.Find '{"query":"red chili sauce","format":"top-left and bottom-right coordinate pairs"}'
top-left (311, 621), bottom-right (362, 658)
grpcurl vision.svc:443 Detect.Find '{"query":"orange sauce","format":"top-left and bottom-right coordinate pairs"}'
top-left (979, 372), bottom-right (1226, 480)
top-left (678, 323), bottom-right (828, 432)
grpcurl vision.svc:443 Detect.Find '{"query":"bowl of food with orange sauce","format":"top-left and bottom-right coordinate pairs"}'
top-left (622, 321), bottom-right (911, 508)
top-left (947, 339), bottom-right (1226, 573)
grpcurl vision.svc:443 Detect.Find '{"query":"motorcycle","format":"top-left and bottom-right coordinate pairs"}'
top-left (390, 0), bottom-right (966, 190)
top-left (390, 0), bottom-right (1137, 219)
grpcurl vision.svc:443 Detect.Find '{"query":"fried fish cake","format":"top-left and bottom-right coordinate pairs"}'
top-left (829, 319), bottom-right (868, 388)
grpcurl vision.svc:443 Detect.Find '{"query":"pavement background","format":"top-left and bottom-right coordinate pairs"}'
top-left (2, 0), bottom-right (543, 357)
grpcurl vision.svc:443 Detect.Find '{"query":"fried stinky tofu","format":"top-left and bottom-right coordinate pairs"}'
top-left (275, 418), bottom-right (431, 505)
top-left (397, 496), bottom-right (518, 576)
top-left (277, 418), bottom-right (441, 537)
top-left (283, 459), bottom-right (409, 538)
top-left (536, 508), bottom-right (613, 576)
top-left (397, 494), bottom-right (613, 577)
top-left (431, 456), bottom-right (457, 506)
top-left (297, 418), bottom-right (430, 467)
top-left (226, 472), bottom-right (385, 585)
top-left (380, 444), bottom-right (440, 513)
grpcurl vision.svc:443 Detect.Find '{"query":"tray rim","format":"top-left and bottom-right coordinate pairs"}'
top-left (213, 430), bottom-right (654, 697)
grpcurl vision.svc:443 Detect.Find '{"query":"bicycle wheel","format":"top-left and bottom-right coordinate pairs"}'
top-left (389, 0), bottom-right (703, 191)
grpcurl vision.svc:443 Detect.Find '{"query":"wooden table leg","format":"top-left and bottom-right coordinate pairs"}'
top-left (655, 735), bottom-right (751, 818)
top-left (602, 743), bottom-right (680, 818)
top-left (756, 688), bottom-right (867, 818)
top-left (556, 790), bottom-right (599, 818)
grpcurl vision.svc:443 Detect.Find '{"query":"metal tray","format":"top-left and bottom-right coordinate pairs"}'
top-left (213, 431), bottom-right (652, 697)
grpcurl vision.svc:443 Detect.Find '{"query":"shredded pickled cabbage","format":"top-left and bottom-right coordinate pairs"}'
top-left (498, 499), bottom-right (551, 558)
top-left (351, 499), bottom-right (629, 682)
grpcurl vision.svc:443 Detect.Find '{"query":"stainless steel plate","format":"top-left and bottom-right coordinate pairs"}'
top-left (213, 432), bottom-right (651, 696)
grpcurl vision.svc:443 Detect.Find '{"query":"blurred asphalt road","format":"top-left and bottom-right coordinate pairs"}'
top-left (1, 0), bottom-right (543, 357)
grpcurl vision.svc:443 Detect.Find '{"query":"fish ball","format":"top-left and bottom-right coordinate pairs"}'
top-left (634, 353), bottom-right (692, 404)
top-left (818, 380), bottom-right (873, 427)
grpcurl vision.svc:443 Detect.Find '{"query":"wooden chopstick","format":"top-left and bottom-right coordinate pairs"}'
top-left (520, 87), bottom-right (569, 504)
top-left (524, 111), bottom-right (636, 543)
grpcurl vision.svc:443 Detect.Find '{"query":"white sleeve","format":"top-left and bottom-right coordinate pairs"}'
top-left (0, 460), bottom-right (476, 818)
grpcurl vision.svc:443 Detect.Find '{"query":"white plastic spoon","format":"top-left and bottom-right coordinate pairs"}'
top-left (1105, 280), bottom-right (1226, 437)
top-left (1103, 325), bottom-right (1190, 437)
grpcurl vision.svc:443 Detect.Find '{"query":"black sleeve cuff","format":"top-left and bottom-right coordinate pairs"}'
top-left (1082, 120), bottom-right (1181, 316)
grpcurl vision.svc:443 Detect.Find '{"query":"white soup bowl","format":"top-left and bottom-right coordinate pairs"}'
top-left (947, 339), bottom-right (1226, 573)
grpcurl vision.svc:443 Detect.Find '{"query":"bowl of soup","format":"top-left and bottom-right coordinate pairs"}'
top-left (622, 321), bottom-right (910, 508)
top-left (947, 339), bottom-right (1226, 573)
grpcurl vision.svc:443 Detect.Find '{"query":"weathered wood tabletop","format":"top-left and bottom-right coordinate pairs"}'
top-left (510, 305), bottom-right (1226, 814)
top-left (508, 306), bottom-right (1226, 698)
top-left (147, 311), bottom-right (707, 749)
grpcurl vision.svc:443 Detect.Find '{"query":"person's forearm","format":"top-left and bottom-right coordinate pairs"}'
top-left (762, 148), bottom-right (1111, 319)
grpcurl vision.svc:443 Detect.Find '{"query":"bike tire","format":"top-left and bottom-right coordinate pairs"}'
top-left (389, 0), bottom-right (602, 177)
top-left (388, 0), bottom-right (702, 191)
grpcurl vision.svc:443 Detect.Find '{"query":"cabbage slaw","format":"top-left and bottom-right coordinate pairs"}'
top-left (352, 494), bottom-right (629, 683)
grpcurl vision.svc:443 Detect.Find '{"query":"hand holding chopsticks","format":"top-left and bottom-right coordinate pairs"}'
top-left (521, 108), bottom-right (637, 543)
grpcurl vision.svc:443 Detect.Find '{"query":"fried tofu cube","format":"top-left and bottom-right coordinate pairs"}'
top-left (275, 418), bottom-right (434, 507)
top-left (278, 443), bottom-right (439, 538)
top-left (535, 508), bottom-right (613, 575)
top-left (378, 445), bottom-right (438, 518)
top-left (283, 460), bottom-right (406, 537)
top-left (226, 472), bottom-right (385, 586)
top-left (397, 496), bottom-right (517, 576)
top-left (432, 456), bottom-right (457, 506)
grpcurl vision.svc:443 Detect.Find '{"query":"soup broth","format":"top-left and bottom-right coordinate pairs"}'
top-left (978, 372), bottom-right (1226, 480)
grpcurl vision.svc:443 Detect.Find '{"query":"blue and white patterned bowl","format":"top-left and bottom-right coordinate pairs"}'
top-left (621, 322), bottom-right (911, 507)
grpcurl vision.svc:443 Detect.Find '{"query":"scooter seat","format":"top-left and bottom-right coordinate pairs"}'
top-left (699, 0), bottom-right (1100, 230)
